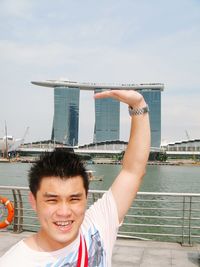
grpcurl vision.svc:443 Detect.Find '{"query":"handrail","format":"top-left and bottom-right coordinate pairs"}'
top-left (0, 186), bottom-right (200, 245)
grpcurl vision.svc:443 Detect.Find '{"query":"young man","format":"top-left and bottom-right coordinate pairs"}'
top-left (0, 90), bottom-right (150, 266)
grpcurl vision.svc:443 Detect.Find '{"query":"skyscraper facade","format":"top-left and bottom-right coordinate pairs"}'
top-left (51, 87), bottom-right (80, 146)
top-left (139, 89), bottom-right (161, 148)
top-left (93, 88), bottom-right (161, 148)
top-left (93, 89), bottom-right (120, 142)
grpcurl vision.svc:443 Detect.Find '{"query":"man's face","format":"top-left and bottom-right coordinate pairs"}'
top-left (30, 176), bottom-right (87, 251)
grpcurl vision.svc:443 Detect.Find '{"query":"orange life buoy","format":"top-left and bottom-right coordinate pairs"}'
top-left (0, 197), bottom-right (14, 228)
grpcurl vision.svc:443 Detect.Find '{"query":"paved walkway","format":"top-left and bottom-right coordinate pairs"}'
top-left (113, 238), bottom-right (200, 267)
top-left (0, 231), bottom-right (200, 266)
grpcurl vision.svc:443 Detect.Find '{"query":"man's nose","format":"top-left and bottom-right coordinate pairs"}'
top-left (56, 202), bottom-right (72, 216)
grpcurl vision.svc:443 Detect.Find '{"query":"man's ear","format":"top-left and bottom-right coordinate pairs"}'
top-left (29, 192), bottom-right (37, 211)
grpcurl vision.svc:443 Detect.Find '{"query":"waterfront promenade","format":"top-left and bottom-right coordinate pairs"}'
top-left (0, 231), bottom-right (199, 266)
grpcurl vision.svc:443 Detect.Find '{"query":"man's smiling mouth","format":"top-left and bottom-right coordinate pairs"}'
top-left (55, 221), bottom-right (73, 227)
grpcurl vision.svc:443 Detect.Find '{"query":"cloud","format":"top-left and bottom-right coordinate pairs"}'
top-left (0, 0), bottom-right (34, 19)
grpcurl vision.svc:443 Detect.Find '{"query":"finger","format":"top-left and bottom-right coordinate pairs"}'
top-left (94, 90), bottom-right (132, 103)
top-left (94, 90), bottom-right (113, 99)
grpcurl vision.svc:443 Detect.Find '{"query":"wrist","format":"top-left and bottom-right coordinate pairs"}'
top-left (128, 104), bottom-right (149, 116)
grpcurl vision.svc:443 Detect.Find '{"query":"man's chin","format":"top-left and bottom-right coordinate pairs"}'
top-left (51, 230), bottom-right (79, 247)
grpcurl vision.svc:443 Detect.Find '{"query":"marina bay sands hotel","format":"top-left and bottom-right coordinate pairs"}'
top-left (32, 80), bottom-right (164, 148)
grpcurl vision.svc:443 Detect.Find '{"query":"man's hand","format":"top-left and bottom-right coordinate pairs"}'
top-left (94, 89), bottom-right (146, 109)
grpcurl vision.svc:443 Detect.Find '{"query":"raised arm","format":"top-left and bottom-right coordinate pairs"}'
top-left (94, 90), bottom-right (150, 223)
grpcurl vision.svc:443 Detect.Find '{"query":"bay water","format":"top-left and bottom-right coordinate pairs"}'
top-left (0, 163), bottom-right (199, 193)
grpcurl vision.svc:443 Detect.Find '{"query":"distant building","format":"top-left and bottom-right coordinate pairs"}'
top-left (51, 87), bottom-right (80, 146)
top-left (93, 89), bottom-right (120, 143)
top-left (32, 80), bottom-right (164, 148)
top-left (139, 89), bottom-right (161, 148)
top-left (161, 139), bottom-right (200, 159)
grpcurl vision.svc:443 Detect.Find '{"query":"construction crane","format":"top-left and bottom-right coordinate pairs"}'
top-left (21, 127), bottom-right (30, 145)
top-left (185, 130), bottom-right (190, 141)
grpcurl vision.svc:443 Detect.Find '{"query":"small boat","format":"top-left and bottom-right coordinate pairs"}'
top-left (86, 170), bottom-right (103, 182)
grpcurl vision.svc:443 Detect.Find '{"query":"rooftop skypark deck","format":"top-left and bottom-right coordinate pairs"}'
top-left (31, 80), bottom-right (164, 91)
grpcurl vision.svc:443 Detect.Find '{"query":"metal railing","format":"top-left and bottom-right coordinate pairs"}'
top-left (0, 186), bottom-right (200, 245)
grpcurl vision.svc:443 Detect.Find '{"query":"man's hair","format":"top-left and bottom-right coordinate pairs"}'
top-left (28, 150), bottom-right (89, 197)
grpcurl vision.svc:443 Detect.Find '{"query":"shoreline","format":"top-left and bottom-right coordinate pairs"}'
top-left (0, 157), bottom-right (200, 166)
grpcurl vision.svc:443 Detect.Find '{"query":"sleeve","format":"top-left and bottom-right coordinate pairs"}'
top-left (85, 189), bottom-right (120, 253)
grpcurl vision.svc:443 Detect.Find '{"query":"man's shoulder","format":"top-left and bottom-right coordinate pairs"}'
top-left (0, 240), bottom-right (24, 265)
top-left (89, 189), bottom-right (113, 206)
top-left (83, 189), bottom-right (118, 230)
top-left (86, 189), bottom-right (115, 213)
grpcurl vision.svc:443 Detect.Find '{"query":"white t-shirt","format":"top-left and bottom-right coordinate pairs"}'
top-left (0, 189), bottom-right (119, 267)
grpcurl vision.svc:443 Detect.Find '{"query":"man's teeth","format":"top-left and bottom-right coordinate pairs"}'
top-left (56, 221), bottom-right (72, 226)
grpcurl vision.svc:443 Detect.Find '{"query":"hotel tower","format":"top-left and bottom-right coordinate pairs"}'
top-left (32, 80), bottom-right (164, 148)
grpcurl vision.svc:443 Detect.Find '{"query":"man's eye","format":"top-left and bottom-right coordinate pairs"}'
top-left (46, 199), bottom-right (57, 203)
top-left (71, 197), bottom-right (80, 202)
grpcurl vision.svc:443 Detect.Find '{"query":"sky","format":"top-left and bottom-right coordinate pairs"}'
top-left (0, 0), bottom-right (200, 145)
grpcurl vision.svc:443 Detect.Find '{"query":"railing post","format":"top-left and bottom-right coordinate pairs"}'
top-left (181, 196), bottom-right (186, 244)
top-left (181, 196), bottom-right (193, 246)
top-left (12, 189), bottom-right (23, 233)
top-left (188, 196), bottom-right (192, 245)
